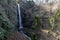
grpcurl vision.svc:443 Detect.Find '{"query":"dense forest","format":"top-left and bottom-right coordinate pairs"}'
top-left (0, 0), bottom-right (60, 40)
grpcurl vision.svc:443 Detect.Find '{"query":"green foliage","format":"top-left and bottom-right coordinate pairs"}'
top-left (0, 27), bottom-right (5, 39)
top-left (28, 32), bottom-right (40, 40)
top-left (26, 1), bottom-right (34, 8)
top-left (0, 0), bottom-right (16, 40)
top-left (28, 16), bottom-right (41, 40)
top-left (49, 16), bottom-right (55, 31)
top-left (0, 11), bottom-right (15, 40)
top-left (32, 16), bottom-right (41, 30)
top-left (55, 9), bottom-right (60, 18)
top-left (49, 9), bottom-right (60, 31)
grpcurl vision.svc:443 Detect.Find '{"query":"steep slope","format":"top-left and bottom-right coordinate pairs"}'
top-left (0, 0), bottom-right (29, 40)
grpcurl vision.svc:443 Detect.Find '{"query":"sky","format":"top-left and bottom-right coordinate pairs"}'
top-left (33, 0), bottom-right (60, 5)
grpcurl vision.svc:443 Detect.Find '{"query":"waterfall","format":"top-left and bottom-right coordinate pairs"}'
top-left (17, 4), bottom-right (31, 40)
top-left (17, 4), bottom-right (23, 30)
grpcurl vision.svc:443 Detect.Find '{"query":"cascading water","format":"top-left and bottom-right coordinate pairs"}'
top-left (17, 4), bottom-right (23, 30)
top-left (17, 4), bottom-right (31, 40)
